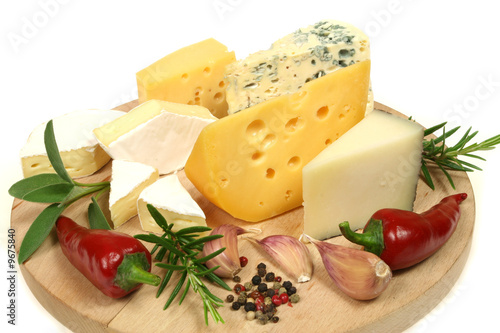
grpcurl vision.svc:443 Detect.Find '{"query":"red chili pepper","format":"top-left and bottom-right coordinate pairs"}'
top-left (338, 193), bottom-right (467, 271)
top-left (56, 216), bottom-right (160, 298)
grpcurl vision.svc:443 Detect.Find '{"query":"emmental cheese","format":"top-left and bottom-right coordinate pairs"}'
top-left (225, 20), bottom-right (373, 115)
top-left (136, 38), bottom-right (236, 118)
top-left (20, 109), bottom-right (126, 179)
top-left (138, 174), bottom-right (206, 234)
top-left (93, 100), bottom-right (217, 175)
top-left (185, 60), bottom-right (370, 222)
top-left (302, 110), bottom-right (424, 240)
top-left (109, 160), bottom-right (159, 229)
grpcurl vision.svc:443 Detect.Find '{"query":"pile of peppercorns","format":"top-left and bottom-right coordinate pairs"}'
top-left (226, 258), bottom-right (300, 325)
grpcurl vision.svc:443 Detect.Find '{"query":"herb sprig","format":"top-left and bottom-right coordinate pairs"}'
top-left (421, 121), bottom-right (500, 190)
top-left (134, 204), bottom-right (231, 325)
top-left (9, 120), bottom-right (111, 263)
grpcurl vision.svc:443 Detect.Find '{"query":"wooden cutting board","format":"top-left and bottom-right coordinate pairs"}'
top-left (11, 101), bottom-right (475, 333)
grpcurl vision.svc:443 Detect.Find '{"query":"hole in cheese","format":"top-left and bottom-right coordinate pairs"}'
top-left (285, 190), bottom-right (292, 201)
top-left (339, 113), bottom-right (346, 120)
top-left (265, 168), bottom-right (275, 179)
top-left (219, 80), bottom-right (225, 88)
top-left (287, 156), bottom-right (301, 168)
top-left (252, 151), bottom-right (264, 161)
top-left (31, 163), bottom-right (40, 168)
top-left (325, 138), bottom-right (332, 145)
top-left (246, 119), bottom-right (266, 137)
top-left (203, 67), bottom-right (211, 75)
top-left (317, 106), bottom-right (329, 120)
top-left (181, 73), bottom-right (188, 80)
top-left (285, 117), bottom-right (304, 132)
top-left (195, 87), bottom-right (203, 95)
top-left (261, 134), bottom-right (276, 150)
top-left (214, 92), bottom-right (223, 103)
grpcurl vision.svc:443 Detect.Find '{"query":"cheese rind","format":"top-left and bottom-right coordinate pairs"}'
top-left (93, 100), bottom-right (217, 174)
top-left (136, 38), bottom-right (236, 118)
top-left (302, 110), bottom-right (424, 240)
top-left (225, 20), bottom-right (371, 114)
top-left (185, 60), bottom-right (370, 222)
top-left (109, 160), bottom-right (159, 228)
top-left (138, 174), bottom-right (206, 234)
top-left (20, 109), bottom-right (126, 178)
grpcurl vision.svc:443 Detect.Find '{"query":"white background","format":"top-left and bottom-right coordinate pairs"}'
top-left (1, 0), bottom-right (499, 332)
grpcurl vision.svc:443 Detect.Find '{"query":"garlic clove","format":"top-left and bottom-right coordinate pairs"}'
top-left (303, 234), bottom-right (392, 300)
top-left (247, 235), bottom-right (313, 283)
top-left (202, 224), bottom-right (258, 278)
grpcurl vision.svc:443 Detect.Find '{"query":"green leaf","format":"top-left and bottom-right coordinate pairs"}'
top-left (424, 121), bottom-right (447, 136)
top-left (164, 270), bottom-right (187, 310)
top-left (9, 173), bottom-right (68, 199)
top-left (60, 185), bottom-right (106, 206)
top-left (182, 234), bottom-right (223, 249)
top-left (20, 183), bottom-right (74, 203)
top-left (18, 203), bottom-right (67, 263)
top-left (88, 197), bottom-right (111, 230)
top-left (135, 234), bottom-right (184, 257)
top-left (175, 226), bottom-right (212, 236)
top-left (147, 204), bottom-right (169, 232)
top-left (156, 263), bottom-right (187, 271)
top-left (43, 120), bottom-right (73, 184)
top-left (192, 247), bottom-right (226, 264)
top-left (178, 279), bottom-right (191, 306)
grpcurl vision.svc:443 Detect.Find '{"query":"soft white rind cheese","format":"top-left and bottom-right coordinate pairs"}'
top-left (138, 174), bottom-right (206, 234)
top-left (302, 110), bottom-right (424, 240)
top-left (20, 109), bottom-right (126, 178)
top-left (225, 20), bottom-right (371, 114)
top-left (109, 160), bottom-right (159, 228)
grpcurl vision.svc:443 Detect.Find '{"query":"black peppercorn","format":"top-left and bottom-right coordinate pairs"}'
top-left (232, 302), bottom-right (241, 310)
top-left (266, 289), bottom-right (275, 297)
top-left (287, 286), bottom-right (297, 295)
top-left (282, 280), bottom-right (292, 290)
top-left (233, 275), bottom-right (241, 283)
top-left (251, 275), bottom-right (261, 285)
top-left (271, 316), bottom-right (279, 323)
top-left (226, 294), bottom-right (234, 303)
top-left (244, 302), bottom-right (256, 312)
top-left (265, 272), bottom-right (275, 282)
top-left (257, 262), bottom-right (266, 269)
top-left (257, 267), bottom-right (266, 277)
top-left (257, 283), bottom-right (268, 293)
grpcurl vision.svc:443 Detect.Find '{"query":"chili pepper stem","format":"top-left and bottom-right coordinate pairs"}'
top-left (338, 220), bottom-right (385, 257)
top-left (115, 253), bottom-right (161, 291)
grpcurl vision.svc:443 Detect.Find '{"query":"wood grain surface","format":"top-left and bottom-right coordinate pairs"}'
top-left (11, 101), bottom-right (475, 333)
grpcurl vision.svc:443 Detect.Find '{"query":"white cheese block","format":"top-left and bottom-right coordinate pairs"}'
top-left (20, 109), bottom-right (126, 178)
top-left (138, 174), bottom-right (206, 234)
top-left (225, 19), bottom-right (372, 114)
top-left (109, 160), bottom-right (159, 228)
top-left (303, 110), bottom-right (424, 240)
top-left (93, 100), bottom-right (217, 175)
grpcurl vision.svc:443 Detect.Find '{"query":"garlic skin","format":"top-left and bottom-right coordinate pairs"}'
top-left (304, 234), bottom-right (392, 300)
top-left (247, 235), bottom-right (313, 283)
top-left (202, 224), bottom-right (256, 278)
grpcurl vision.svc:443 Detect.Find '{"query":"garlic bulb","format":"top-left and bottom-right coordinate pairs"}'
top-left (202, 224), bottom-right (258, 278)
top-left (303, 234), bottom-right (392, 300)
top-left (247, 235), bottom-right (313, 283)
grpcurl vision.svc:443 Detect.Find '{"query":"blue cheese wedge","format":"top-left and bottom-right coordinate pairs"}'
top-left (225, 20), bottom-right (372, 114)
top-left (138, 174), bottom-right (206, 234)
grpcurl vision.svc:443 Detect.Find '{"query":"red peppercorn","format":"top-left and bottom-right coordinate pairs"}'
top-left (239, 256), bottom-right (248, 267)
top-left (275, 276), bottom-right (282, 282)
top-left (272, 295), bottom-right (282, 306)
top-left (233, 283), bottom-right (245, 295)
top-left (256, 303), bottom-right (264, 312)
top-left (255, 295), bottom-right (265, 306)
top-left (279, 293), bottom-right (289, 304)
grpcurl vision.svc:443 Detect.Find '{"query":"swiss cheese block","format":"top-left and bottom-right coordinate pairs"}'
top-left (303, 110), bottom-right (424, 240)
top-left (185, 60), bottom-right (370, 222)
top-left (225, 20), bottom-right (373, 115)
top-left (109, 160), bottom-right (159, 229)
top-left (20, 109), bottom-right (126, 178)
top-left (93, 100), bottom-right (217, 175)
top-left (136, 38), bottom-right (236, 118)
top-left (138, 174), bottom-right (206, 234)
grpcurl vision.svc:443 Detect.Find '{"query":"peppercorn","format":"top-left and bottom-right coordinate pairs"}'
top-left (257, 316), bottom-right (268, 325)
top-left (264, 296), bottom-right (272, 305)
top-left (232, 302), bottom-right (241, 310)
top-left (271, 294), bottom-right (282, 306)
top-left (279, 293), bottom-right (289, 304)
top-left (249, 290), bottom-right (261, 300)
top-left (257, 267), bottom-right (266, 277)
top-left (239, 256), bottom-right (249, 267)
top-left (233, 275), bottom-right (241, 283)
top-left (251, 275), bottom-right (261, 285)
top-left (246, 311), bottom-right (256, 321)
top-left (282, 281), bottom-right (292, 290)
top-left (238, 294), bottom-right (247, 305)
top-left (271, 316), bottom-right (280, 323)
top-left (233, 283), bottom-right (245, 294)
top-left (278, 287), bottom-right (287, 295)
top-left (257, 262), bottom-right (266, 269)
top-left (244, 302), bottom-right (256, 312)
top-left (257, 283), bottom-right (268, 293)
top-left (290, 293), bottom-right (300, 303)
top-left (244, 282), bottom-right (253, 291)
top-left (287, 286), bottom-right (297, 295)
top-left (265, 272), bottom-right (275, 282)
top-left (226, 294), bottom-right (234, 303)
top-left (273, 281), bottom-right (281, 290)
top-left (266, 289), bottom-right (275, 298)
top-left (275, 276), bottom-right (282, 282)
top-left (255, 310), bottom-right (264, 319)
top-left (263, 303), bottom-right (276, 315)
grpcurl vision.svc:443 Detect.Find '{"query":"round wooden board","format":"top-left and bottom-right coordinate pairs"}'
top-left (11, 101), bottom-right (475, 333)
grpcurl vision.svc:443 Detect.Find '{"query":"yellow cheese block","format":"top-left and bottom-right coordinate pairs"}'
top-left (185, 60), bottom-right (371, 222)
top-left (136, 38), bottom-right (236, 118)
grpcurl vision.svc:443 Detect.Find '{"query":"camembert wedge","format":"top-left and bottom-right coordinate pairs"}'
top-left (303, 110), bottom-right (424, 240)
top-left (138, 174), bottom-right (206, 234)
top-left (109, 160), bottom-right (159, 228)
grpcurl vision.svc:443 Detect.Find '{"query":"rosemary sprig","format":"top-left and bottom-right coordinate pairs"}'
top-left (9, 120), bottom-right (112, 263)
top-left (134, 204), bottom-right (230, 325)
top-left (421, 121), bottom-right (500, 190)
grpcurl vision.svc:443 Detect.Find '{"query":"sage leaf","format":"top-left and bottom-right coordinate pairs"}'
top-left (44, 120), bottom-right (73, 184)
top-left (21, 183), bottom-right (75, 203)
top-left (88, 197), bottom-right (111, 230)
top-left (9, 173), bottom-right (67, 199)
top-left (18, 203), bottom-right (67, 263)
top-left (60, 185), bottom-right (103, 206)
